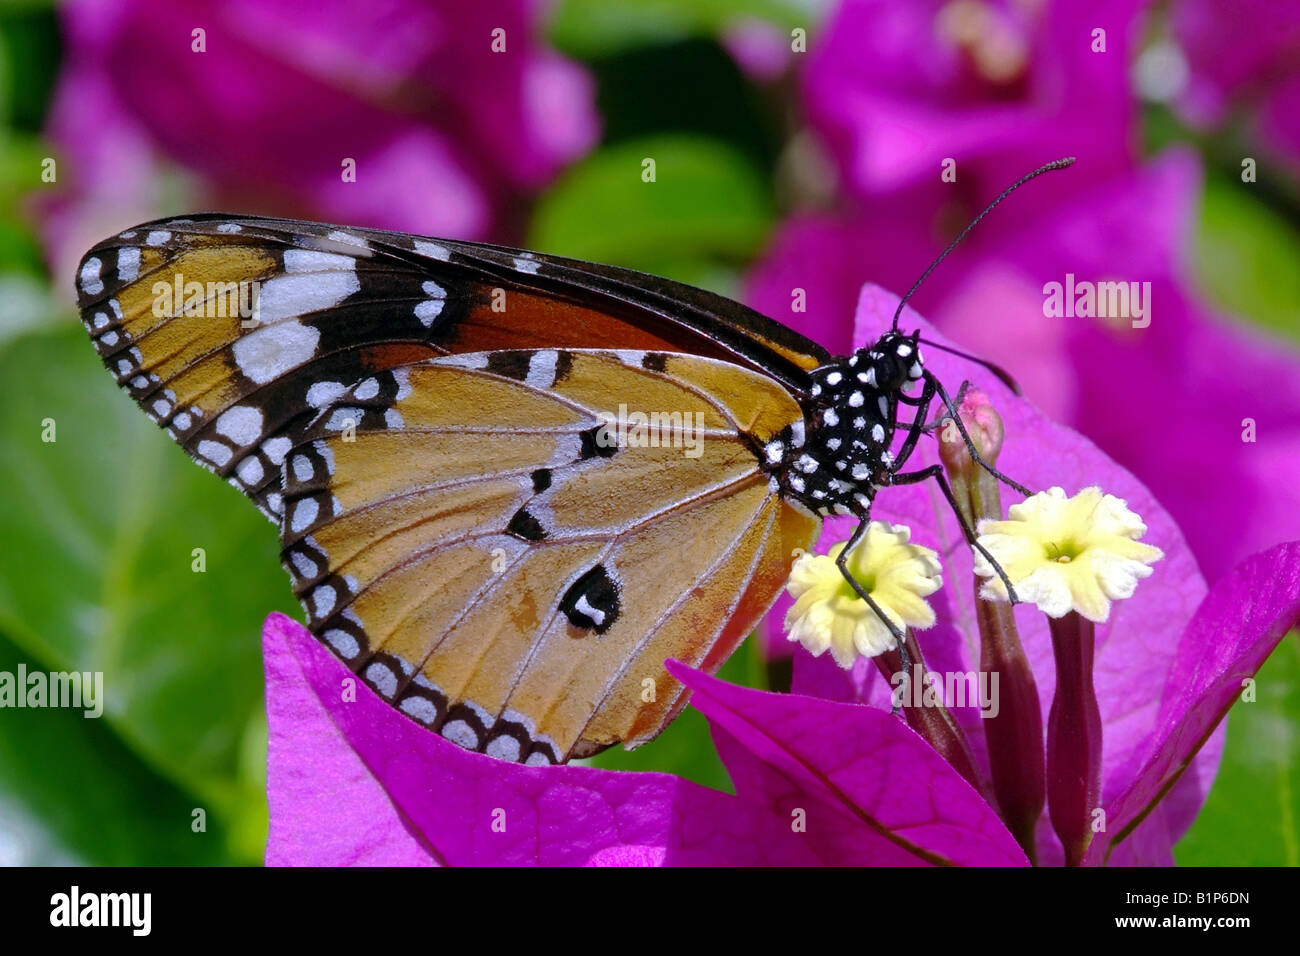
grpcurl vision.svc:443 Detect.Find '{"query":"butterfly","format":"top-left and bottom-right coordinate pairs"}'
top-left (75, 159), bottom-right (1071, 765)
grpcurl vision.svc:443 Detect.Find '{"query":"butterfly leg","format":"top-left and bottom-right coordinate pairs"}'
top-left (889, 376), bottom-right (938, 471)
top-left (926, 371), bottom-right (1032, 497)
top-left (836, 514), bottom-right (912, 714)
top-left (890, 464), bottom-right (1022, 604)
top-left (919, 380), bottom-right (971, 432)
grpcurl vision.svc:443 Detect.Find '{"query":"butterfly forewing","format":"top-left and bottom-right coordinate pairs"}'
top-left (75, 215), bottom-right (828, 523)
top-left (279, 349), bottom-right (819, 762)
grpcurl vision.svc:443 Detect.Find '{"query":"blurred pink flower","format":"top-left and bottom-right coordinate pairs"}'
top-left (804, 0), bottom-right (1142, 204)
top-left (40, 0), bottom-right (599, 292)
top-left (1171, 0), bottom-right (1300, 171)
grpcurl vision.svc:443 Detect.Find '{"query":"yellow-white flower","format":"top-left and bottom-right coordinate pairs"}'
top-left (784, 522), bottom-right (943, 668)
top-left (973, 486), bottom-right (1164, 623)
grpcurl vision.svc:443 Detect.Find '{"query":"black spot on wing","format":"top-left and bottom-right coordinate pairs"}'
top-left (579, 425), bottom-right (618, 459)
top-left (485, 350), bottom-right (532, 381)
top-left (506, 507), bottom-right (548, 542)
top-left (641, 351), bottom-right (668, 373)
top-left (554, 349), bottom-right (575, 384)
top-left (560, 564), bottom-right (621, 635)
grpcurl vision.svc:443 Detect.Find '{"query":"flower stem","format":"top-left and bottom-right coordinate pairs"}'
top-left (875, 632), bottom-right (985, 794)
top-left (977, 598), bottom-right (1045, 864)
top-left (939, 390), bottom-right (1045, 863)
top-left (1046, 612), bottom-right (1102, 867)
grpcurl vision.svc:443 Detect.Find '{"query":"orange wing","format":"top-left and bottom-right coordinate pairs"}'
top-left (279, 349), bottom-right (820, 762)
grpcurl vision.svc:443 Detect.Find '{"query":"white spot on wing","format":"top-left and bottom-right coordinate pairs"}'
top-left (117, 247), bottom-right (141, 282)
top-left (197, 440), bottom-right (233, 467)
top-left (311, 584), bottom-right (336, 618)
top-left (80, 257), bottom-right (103, 296)
top-left (325, 629), bottom-right (359, 659)
top-left (214, 405), bottom-right (264, 446)
top-left (254, 270), bottom-right (359, 325)
top-left (486, 735), bottom-right (522, 761)
top-left (306, 381), bottom-right (347, 407)
top-left (236, 456), bottom-right (265, 486)
top-left (414, 281), bottom-right (446, 327)
top-left (401, 696), bottom-right (439, 724)
top-left (414, 240), bottom-right (451, 261)
top-left (290, 497), bottom-right (319, 533)
top-left (526, 350), bottom-right (559, 389)
top-left (365, 662), bottom-right (398, 698)
top-left (262, 436), bottom-right (292, 465)
top-left (232, 319), bottom-right (322, 384)
top-left (441, 720), bottom-right (479, 748)
top-left (283, 249), bottom-right (355, 273)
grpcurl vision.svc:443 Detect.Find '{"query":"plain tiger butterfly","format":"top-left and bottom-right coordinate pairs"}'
top-left (75, 159), bottom-right (1073, 765)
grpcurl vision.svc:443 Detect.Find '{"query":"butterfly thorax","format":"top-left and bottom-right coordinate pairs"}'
top-left (763, 331), bottom-right (925, 517)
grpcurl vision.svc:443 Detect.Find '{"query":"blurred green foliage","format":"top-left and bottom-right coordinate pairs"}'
top-left (1177, 635), bottom-right (1300, 865)
top-left (0, 2), bottom-right (1296, 867)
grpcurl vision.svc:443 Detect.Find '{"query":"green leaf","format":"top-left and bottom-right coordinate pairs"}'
top-left (1194, 178), bottom-right (1300, 343)
top-left (0, 323), bottom-right (294, 860)
top-left (549, 0), bottom-right (808, 57)
top-left (0, 628), bottom-right (235, 865)
top-left (1175, 633), bottom-right (1300, 865)
top-left (528, 134), bottom-right (773, 282)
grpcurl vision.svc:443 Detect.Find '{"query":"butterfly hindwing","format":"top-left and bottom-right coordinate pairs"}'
top-left (279, 349), bottom-right (820, 762)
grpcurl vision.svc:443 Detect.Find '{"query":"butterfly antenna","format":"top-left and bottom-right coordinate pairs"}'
top-left (916, 337), bottom-right (1022, 394)
top-left (890, 156), bottom-right (1076, 331)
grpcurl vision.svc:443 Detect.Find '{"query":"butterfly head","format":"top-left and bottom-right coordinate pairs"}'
top-left (847, 329), bottom-right (924, 393)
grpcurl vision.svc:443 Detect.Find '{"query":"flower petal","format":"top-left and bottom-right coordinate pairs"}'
top-left (669, 661), bottom-right (1028, 866)
top-left (1084, 541), bottom-right (1300, 865)
top-left (263, 613), bottom-right (817, 866)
